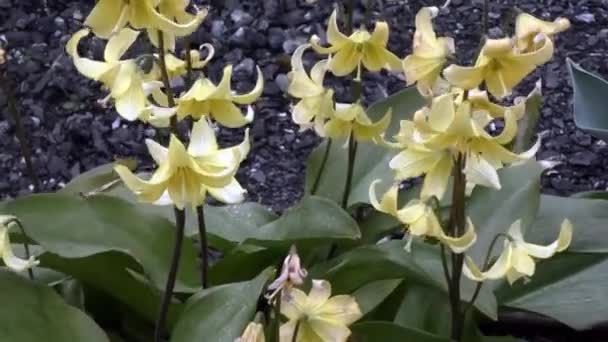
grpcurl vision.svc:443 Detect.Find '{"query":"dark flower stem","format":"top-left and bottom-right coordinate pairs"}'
top-left (291, 320), bottom-right (301, 342)
top-left (310, 139), bottom-right (332, 195)
top-left (154, 31), bottom-right (187, 342)
top-left (196, 205), bottom-right (208, 288)
top-left (274, 290), bottom-right (282, 342)
top-left (0, 71), bottom-right (41, 193)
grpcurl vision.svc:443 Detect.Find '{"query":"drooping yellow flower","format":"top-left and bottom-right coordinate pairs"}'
top-left (177, 65), bottom-right (264, 127)
top-left (85, 0), bottom-right (207, 40)
top-left (288, 44), bottom-right (334, 135)
top-left (389, 93), bottom-right (539, 199)
top-left (0, 216), bottom-right (39, 272)
top-left (515, 12), bottom-right (570, 52)
top-left (147, 0), bottom-right (207, 51)
top-left (443, 37), bottom-right (553, 98)
top-left (67, 28), bottom-right (169, 121)
top-left (148, 44), bottom-right (215, 79)
top-left (310, 10), bottom-right (401, 77)
top-left (402, 7), bottom-right (454, 97)
top-left (463, 219), bottom-right (572, 284)
top-left (115, 119), bottom-right (249, 209)
top-left (324, 103), bottom-right (392, 142)
top-left (280, 279), bottom-right (362, 342)
top-left (237, 321), bottom-right (265, 342)
top-left (369, 182), bottom-right (477, 253)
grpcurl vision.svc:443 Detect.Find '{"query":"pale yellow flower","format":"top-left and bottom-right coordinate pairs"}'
top-left (236, 322), bottom-right (265, 342)
top-left (148, 44), bottom-right (215, 79)
top-left (444, 37), bottom-right (553, 98)
top-left (463, 219), bottom-right (572, 284)
top-left (288, 44), bottom-right (334, 135)
top-left (67, 28), bottom-right (170, 121)
top-left (310, 10), bottom-right (401, 77)
top-left (85, 0), bottom-right (207, 40)
top-left (0, 216), bottom-right (39, 273)
top-left (515, 12), bottom-right (570, 52)
top-left (369, 182), bottom-right (477, 253)
top-left (280, 280), bottom-right (362, 342)
top-left (115, 119), bottom-right (249, 209)
top-left (324, 103), bottom-right (392, 142)
top-left (177, 65), bottom-right (263, 127)
top-left (402, 7), bottom-right (454, 96)
top-left (147, 0), bottom-right (207, 51)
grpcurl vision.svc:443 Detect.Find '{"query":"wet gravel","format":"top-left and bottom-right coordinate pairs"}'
top-left (1, 0), bottom-right (607, 215)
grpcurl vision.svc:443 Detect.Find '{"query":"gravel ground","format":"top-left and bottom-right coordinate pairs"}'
top-left (1, 1), bottom-right (607, 339)
top-left (1, 0), bottom-right (608, 212)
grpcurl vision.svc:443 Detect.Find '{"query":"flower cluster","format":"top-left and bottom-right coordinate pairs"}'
top-left (67, 0), bottom-right (263, 209)
top-left (368, 8), bottom-right (572, 284)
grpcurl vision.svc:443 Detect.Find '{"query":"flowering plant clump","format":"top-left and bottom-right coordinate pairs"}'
top-left (0, 1), bottom-right (607, 342)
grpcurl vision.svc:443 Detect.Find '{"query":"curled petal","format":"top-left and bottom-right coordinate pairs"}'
top-left (188, 118), bottom-right (218, 157)
top-left (464, 154), bottom-right (501, 190)
top-left (105, 28), bottom-right (140, 63)
top-left (438, 217), bottom-right (477, 253)
top-left (369, 180), bottom-right (398, 216)
top-left (443, 62), bottom-right (487, 90)
top-left (207, 179), bottom-right (246, 204)
top-left (463, 241), bottom-right (513, 282)
top-left (326, 10), bottom-right (349, 48)
top-left (354, 109), bottom-right (392, 141)
top-left (84, 0), bottom-right (126, 38)
top-left (232, 67), bottom-right (264, 104)
top-left (66, 29), bottom-right (115, 81)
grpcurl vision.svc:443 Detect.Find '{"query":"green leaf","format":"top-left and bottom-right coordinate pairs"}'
top-left (467, 160), bottom-right (543, 261)
top-left (527, 195), bottom-right (608, 253)
top-left (352, 278), bottom-right (402, 316)
top-left (171, 268), bottom-right (272, 342)
top-left (351, 321), bottom-right (449, 342)
top-left (496, 253), bottom-right (608, 330)
top-left (310, 241), bottom-right (497, 319)
top-left (512, 84), bottom-right (542, 153)
top-left (568, 58), bottom-right (608, 140)
top-left (61, 159), bottom-right (137, 195)
top-left (305, 87), bottom-right (425, 206)
top-left (393, 284), bottom-right (450, 335)
top-left (0, 270), bottom-right (109, 342)
top-left (0, 193), bottom-right (200, 292)
top-left (209, 245), bottom-right (283, 285)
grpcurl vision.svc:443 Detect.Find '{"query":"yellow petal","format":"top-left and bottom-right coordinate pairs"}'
top-left (147, 28), bottom-right (176, 52)
top-left (443, 62), bottom-right (487, 90)
top-left (463, 153), bottom-right (501, 190)
top-left (396, 202), bottom-right (427, 226)
top-left (232, 66), bottom-right (264, 104)
top-left (369, 180), bottom-right (398, 215)
top-left (288, 44), bottom-right (323, 98)
top-left (463, 241), bottom-right (513, 281)
top-left (84, 0), bottom-right (125, 38)
top-left (66, 29), bottom-right (115, 81)
top-left (145, 138), bottom-right (169, 165)
top-left (326, 9), bottom-right (349, 47)
top-left (115, 78), bottom-right (146, 121)
top-left (207, 179), bottom-right (246, 204)
top-left (420, 152), bottom-right (453, 200)
top-left (145, 3), bottom-right (207, 37)
top-left (188, 119), bottom-right (218, 156)
top-left (510, 245), bottom-right (536, 277)
top-left (307, 320), bottom-right (352, 342)
top-left (509, 219), bottom-right (572, 259)
top-left (402, 54), bottom-right (445, 86)
top-left (515, 12), bottom-right (570, 50)
top-left (209, 100), bottom-right (253, 128)
top-left (353, 109), bottom-right (392, 141)
top-left (281, 288), bottom-right (308, 321)
top-left (329, 43), bottom-right (360, 76)
top-left (438, 217), bottom-right (477, 254)
top-left (210, 65), bottom-right (233, 99)
top-left (428, 93), bottom-right (456, 132)
top-left (390, 146), bottom-right (445, 181)
top-left (105, 27), bottom-right (140, 63)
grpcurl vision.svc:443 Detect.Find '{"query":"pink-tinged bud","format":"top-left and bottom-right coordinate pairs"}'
top-left (266, 245), bottom-right (308, 302)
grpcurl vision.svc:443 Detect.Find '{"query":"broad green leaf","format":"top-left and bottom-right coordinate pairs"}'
top-left (0, 193), bottom-right (200, 292)
top-left (496, 253), bottom-right (608, 330)
top-left (512, 84), bottom-right (542, 153)
top-left (305, 87), bottom-right (425, 206)
top-left (568, 58), bottom-right (608, 140)
top-left (393, 284), bottom-right (450, 335)
top-left (209, 245), bottom-right (283, 285)
top-left (171, 268), bottom-right (272, 342)
top-left (310, 241), bottom-right (497, 319)
top-left (41, 251), bottom-right (181, 326)
top-left (467, 160), bottom-right (543, 262)
top-left (527, 195), bottom-right (608, 253)
top-left (61, 159), bottom-right (137, 195)
top-left (352, 279), bottom-right (402, 316)
top-left (202, 202), bottom-right (277, 247)
top-left (351, 321), bottom-right (449, 342)
top-left (0, 270), bottom-right (109, 342)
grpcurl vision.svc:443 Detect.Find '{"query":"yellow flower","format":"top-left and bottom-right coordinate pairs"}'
top-left (310, 10), bottom-right (401, 77)
top-left (443, 37), bottom-right (553, 98)
top-left (403, 7), bottom-right (454, 96)
top-left (177, 65), bottom-right (264, 127)
top-left (85, 0), bottom-right (207, 40)
top-left (67, 28), bottom-right (169, 121)
top-left (515, 12), bottom-right (570, 52)
top-left (0, 216), bottom-right (39, 272)
top-left (288, 44), bottom-right (334, 135)
top-left (237, 322), bottom-right (265, 342)
top-left (148, 44), bottom-right (215, 79)
top-left (115, 119), bottom-right (249, 209)
top-left (280, 280), bottom-right (362, 342)
top-left (389, 93), bottom-right (539, 199)
top-left (369, 182), bottom-right (477, 253)
top-left (324, 103), bottom-right (392, 142)
top-left (147, 0), bottom-right (207, 51)
top-left (463, 219), bottom-right (572, 284)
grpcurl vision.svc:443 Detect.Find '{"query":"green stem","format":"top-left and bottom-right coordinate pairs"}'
top-left (291, 320), bottom-right (301, 342)
top-left (156, 31), bottom-right (179, 137)
top-left (154, 207), bottom-right (185, 342)
top-left (344, 0), bottom-right (355, 35)
top-left (195, 205), bottom-right (208, 289)
top-left (341, 135), bottom-right (358, 209)
top-left (184, 40), bottom-right (194, 90)
top-left (311, 139), bottom-right (332, 195)
top-left (274, 290), bottom-right (282, 342)
top-left (1, 71), bottom-right (41, 193)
